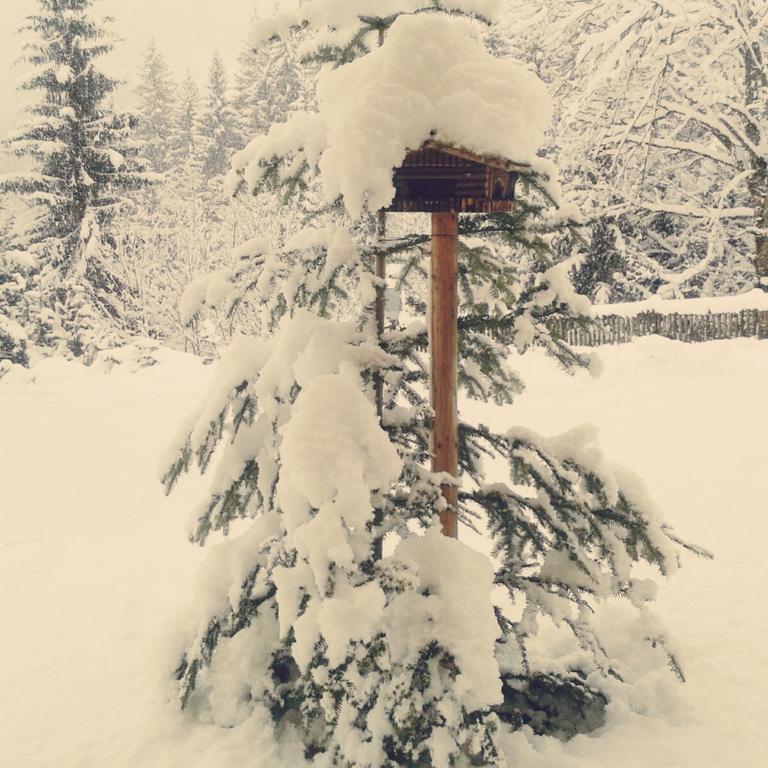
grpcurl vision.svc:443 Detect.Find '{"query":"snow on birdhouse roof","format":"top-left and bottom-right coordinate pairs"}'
top-left (416, 138), bottom-right (532, 172)
top-left (229, 13), bottom-right (551, 219)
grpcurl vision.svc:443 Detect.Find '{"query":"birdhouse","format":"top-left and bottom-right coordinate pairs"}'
top-left (387, 139), bottom-right (530, 213)
top-left (382, 139), bottom-right (531, 540)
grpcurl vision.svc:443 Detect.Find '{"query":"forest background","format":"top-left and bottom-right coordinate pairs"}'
top-left (2, 0), bottom-right (766, 365)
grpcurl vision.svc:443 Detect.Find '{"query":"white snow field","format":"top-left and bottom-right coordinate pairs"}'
top-left (0, 337), bottom-right (766, 768)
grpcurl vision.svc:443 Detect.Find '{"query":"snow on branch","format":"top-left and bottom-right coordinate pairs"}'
top-left (250, 0), bottom-right (505, 55)
top-left (230, 13), bottom-right (551, 219)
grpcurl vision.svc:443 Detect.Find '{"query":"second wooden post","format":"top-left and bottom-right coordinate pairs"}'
top-left (430, 211), bottom-right (459, 538)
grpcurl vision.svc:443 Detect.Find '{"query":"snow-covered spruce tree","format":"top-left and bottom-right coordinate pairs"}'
top-left (226, 25), bottom-right (314, 309)
top-left (234, 21), bottom-right (304, 142)
top-left (0, 0), bottom-right (149, 358)
top-left (135, 39), bottom-right (177, 174)
top-left (171, 72), bottom-right (203, 175)
top-left (199, 52), bottom-right (241, 182)
top-left (569, 216), bottom-right (656, 304)
top-left (163, 4), bottom-right (704, 765)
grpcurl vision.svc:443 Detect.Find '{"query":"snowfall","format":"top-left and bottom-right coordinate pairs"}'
top-left (1, 335), bottom-right (766, 768)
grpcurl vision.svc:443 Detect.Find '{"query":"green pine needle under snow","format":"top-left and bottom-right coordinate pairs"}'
top-left (0, 336), bottom-right (765, 768)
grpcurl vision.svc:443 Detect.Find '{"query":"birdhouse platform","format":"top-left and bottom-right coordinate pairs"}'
top-left (387, 140), bottom-right (530, 214)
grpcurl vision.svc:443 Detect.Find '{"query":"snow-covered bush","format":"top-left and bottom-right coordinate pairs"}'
top-left (164, 3), bottom-right (705, 765)
top-left (0, 315), bottom-right (28, 367)
top-left (110, 37), bottom-right (312, 357)
top-left (0, 247), bottom-right (31, 365)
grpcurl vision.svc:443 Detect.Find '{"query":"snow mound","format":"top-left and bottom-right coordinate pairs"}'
top-left (591, 288), bottom-right (768, 317)
top-left (2, 339), bottom-right (767, 766)
top-left (390, 527), bottom-right (503, 711)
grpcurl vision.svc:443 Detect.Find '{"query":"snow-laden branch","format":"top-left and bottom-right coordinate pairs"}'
top-left (602, 201), bottom-right (754, 220)
top-left (230, 13), bottom-right (551, 219)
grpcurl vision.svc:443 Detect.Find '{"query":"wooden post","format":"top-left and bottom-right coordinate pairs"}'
top-left (430, 211), bottom-right (459, 538)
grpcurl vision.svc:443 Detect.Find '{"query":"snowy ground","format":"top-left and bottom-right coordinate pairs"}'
top-left (0, 338), bottom-right (766, 768)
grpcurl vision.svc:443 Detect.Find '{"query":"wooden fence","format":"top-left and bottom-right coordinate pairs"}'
top-left (549, 309), bottom-right (768, 347)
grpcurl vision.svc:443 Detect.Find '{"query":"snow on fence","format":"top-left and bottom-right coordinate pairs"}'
top-left (550, 309), bottom-right (768, 346)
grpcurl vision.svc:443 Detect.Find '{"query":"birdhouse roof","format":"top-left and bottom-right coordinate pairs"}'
top-left (417, 139), bottom-right (531, 173)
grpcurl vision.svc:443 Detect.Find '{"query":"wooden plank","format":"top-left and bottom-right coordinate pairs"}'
top-left (422, 138), bottom-right (531, 172)
top-left (388, 197), bottom-right (515, 213)
top-left (396, 167), bottom-right (484, 177)
top-left (431, 211), bottom-right (459, 539)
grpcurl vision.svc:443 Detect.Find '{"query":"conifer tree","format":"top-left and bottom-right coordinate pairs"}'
top-left (168, 71), bottom-right (206, 198)
top-left (234, 34), bottom-right (302, 140)
top-left (199, 52), bottom-right (240, 181)
top-left (135, 39), bottom-right (177, 174)
top-left (171, 73), bottom-right (202, 166)
top-left (570, 216), bottom-right (659, 303)
top-left (0, 0), bottom-right (148, 358)
top-left (164, 3), bottom-right (706, 765)
top-left (233, 42), bottom-right (266, 140)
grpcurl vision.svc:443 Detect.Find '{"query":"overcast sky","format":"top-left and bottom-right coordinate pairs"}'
top-left (0, 0), bottom-right (265, 138)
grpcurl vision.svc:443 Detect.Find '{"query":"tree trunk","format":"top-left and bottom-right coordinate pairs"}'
top-left (743, 37), bottom-right (768, 279)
